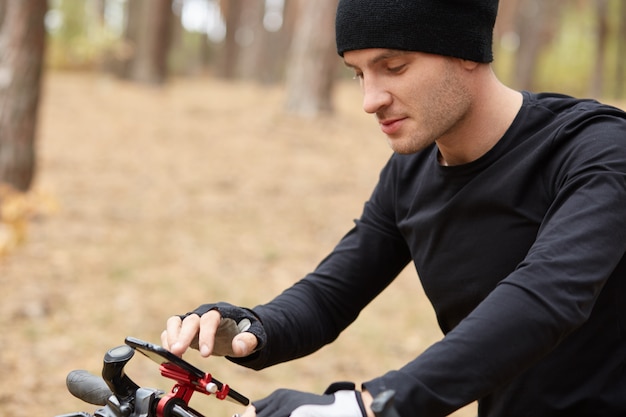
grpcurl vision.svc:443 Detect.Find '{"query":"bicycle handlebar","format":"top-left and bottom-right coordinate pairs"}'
top-left (66, 370), bottom-right (113, 406)
top-left (171, 404), bottom-right (202, 417)
top-left (56, 338), bottom-right (248, 417)
top-left (57, 338), bottom-right (401, 417)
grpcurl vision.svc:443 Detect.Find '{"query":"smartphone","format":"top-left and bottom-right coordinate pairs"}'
top-left (125, 336), bottom-right (249, 405)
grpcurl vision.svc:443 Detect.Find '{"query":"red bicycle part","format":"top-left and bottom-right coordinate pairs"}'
top-left (155, 362), bottom-right (232, 416)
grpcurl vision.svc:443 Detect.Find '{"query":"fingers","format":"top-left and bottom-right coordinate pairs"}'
top-left (161, 309), bottom-right (258, 359)
top-left (232, 332), bottom-right (258, 357)
top-left (161, 312), bottom-right (220, 357)
top-left (161, 316), bottom-right (185, 352)
top-left (194, 311), bottom-right (257, 357)
top-left (197, 310), bottom-right (222, 357)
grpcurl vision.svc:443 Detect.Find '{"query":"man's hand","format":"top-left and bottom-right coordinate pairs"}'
top-left (161, 302), bottom-right (265, 358)
top-left (242, 382), bottom-right (374, 417)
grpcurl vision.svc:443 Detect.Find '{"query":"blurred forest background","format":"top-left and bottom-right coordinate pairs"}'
top-left (0, 1), bottom-right (625, 417)
top-left (2, 0), bottom-right (626, 198)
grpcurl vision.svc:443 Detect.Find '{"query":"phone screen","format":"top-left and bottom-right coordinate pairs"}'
top-left (124, 336), bottom-right (249, 405)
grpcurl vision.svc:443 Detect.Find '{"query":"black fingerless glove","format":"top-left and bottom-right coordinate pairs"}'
top-left (253, 382), bottom-right (367, 417)
top-left (180, 302), bottom-right (267, 352)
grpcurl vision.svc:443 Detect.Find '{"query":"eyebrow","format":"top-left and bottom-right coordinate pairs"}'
top-left (343, 49), bottom-right (412, 69)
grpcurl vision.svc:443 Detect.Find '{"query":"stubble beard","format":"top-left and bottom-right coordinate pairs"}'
top-left (387, 61), bottom-right (472, 156)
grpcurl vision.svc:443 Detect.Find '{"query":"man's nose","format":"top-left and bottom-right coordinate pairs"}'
top-left (362, 79), bottom-right (392, 114)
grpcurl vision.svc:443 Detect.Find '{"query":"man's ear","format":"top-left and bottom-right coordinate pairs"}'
top-left (459, 59), bottom-right (481, 71)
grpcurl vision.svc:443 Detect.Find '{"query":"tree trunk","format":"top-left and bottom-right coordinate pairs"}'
top-left (590, 0), bottom-right (609, 97)
top-left (616, 0), bottom-right (626, 98)
top-left (216, 0), bottom-right (244, 79)
top-left (255, 0), bottom-right (298, 84)
top-left (284, 0), bottom-right (339, 117)
top-left (235, 0), bottom-right (266, 80)
top-left (0, 0), bottom-right (47, 192)
top-left (218, 0), bottom-right (298, 84)
top-left (124, 0), bottom-right (173, 85)
top-left (513, 0), bottom-right (563, 91)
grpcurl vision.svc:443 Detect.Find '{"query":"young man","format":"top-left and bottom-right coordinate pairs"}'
top-left (162, 0), bottom-right (626, 416)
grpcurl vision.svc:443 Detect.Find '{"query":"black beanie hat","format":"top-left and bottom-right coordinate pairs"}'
top-left (335, 0), bottom-right (499, 63)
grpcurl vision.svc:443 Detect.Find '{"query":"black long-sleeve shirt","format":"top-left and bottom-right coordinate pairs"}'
top-left (234, 92), bottom-right (626, 416)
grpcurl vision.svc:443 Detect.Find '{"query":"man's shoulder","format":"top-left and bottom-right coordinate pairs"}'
top-left (523, 91), bottom-right (626, 120)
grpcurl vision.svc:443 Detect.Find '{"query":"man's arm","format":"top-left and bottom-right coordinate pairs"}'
top-left (364, 115), bottom-right (626, 415)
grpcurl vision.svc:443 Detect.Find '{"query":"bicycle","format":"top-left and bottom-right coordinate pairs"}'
top-left (55, 336), bottom-right (400, 417)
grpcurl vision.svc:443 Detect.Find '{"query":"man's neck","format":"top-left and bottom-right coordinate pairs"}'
top-left (437, 67), bottom-right (522, 166)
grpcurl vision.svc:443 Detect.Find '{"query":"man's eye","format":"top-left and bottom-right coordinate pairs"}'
top-left (388, 64), bottom-right (406, 73)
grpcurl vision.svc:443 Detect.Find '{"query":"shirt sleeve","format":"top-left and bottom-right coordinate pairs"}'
top-left (231, 160), bottom-right (413, 370)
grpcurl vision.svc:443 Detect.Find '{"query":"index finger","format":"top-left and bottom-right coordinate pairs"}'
top-left (163, 314), bottom-right (200, 356)
top-left (161, 315), bottom-right (183, 351)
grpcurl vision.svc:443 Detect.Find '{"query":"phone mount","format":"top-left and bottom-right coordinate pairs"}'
top-left (152, 357), bottom-right (237, 416)
top-left (57, 337), bottom-right (248, 417)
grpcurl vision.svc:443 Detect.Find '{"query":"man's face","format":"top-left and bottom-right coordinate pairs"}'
top-left (343, 48), bottom-right (473, 155)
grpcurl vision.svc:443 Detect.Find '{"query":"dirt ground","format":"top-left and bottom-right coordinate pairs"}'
top-left (0, 71), bottom-right (481, 416)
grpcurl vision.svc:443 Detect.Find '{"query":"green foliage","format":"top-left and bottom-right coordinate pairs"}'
top-left (168, 30), bottom-right (219, 76)
top-left (44, 0), bottom-right (625, 98)
top-left (46, 0), bottom-right (121, 70)
top-left (494, 0), bottom-right (626, 98)
top-left (536, 2), bottom-right (596, 96)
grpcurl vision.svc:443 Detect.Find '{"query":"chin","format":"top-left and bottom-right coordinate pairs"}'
top-left (388, 134), bottom-right (434, 155)
top-left (388, 141), bottom-right (424, 155)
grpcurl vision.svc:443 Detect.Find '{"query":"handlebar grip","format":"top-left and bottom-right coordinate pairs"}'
top-left (66, 370), bottom-right (113, 406)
